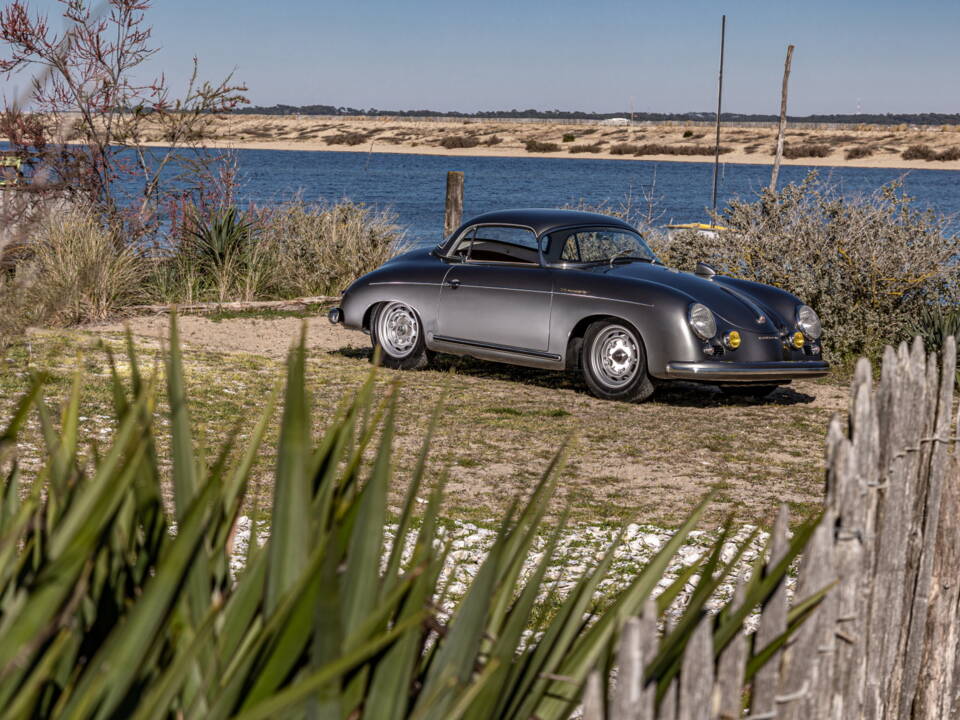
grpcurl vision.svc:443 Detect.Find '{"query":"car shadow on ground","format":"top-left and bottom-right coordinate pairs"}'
top-left (330, 346), bottom-right (817, 407)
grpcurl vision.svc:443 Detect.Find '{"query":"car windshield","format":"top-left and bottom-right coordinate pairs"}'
top-left (552, 228), bottom-right (659, 265)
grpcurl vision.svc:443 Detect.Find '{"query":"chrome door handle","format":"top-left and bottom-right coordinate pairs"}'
top-left (447, 278), bottom-right (460, 289)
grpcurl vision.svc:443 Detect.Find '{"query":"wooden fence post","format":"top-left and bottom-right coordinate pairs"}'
top-left (443, 171), bottom-right (464, 238)
top-left (750, 505), bottom-right (790, 716)
top-left (769, 44), bottom-right (794, 193)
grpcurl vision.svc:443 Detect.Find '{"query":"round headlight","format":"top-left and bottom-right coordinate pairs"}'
top-left (688, 303), bottom-right (717, 340)
top-left (796, 304), bottom-right (822, 339)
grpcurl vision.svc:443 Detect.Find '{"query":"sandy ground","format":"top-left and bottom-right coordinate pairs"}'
top-left (86, 313), bottom-right (369, 360)
top-left (142, 115), bottom-right (960, 171)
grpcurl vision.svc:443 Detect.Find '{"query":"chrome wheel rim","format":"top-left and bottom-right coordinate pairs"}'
top-left (590, 325), bottom-right (640, 388)
top-left (377, 302), bottom-right (419, 358)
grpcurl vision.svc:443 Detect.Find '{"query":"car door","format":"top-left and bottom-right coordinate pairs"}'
top-left (435, 225), bottom-right (553, 352)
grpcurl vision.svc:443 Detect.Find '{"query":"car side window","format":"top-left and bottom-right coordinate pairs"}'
top-left (450, 226), bottom-right (477, 259)
top-left (465, 226), bottom-right (540, 264)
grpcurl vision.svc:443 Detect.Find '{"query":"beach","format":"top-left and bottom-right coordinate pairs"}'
top-left (147, 114), bottom-right (960, 171)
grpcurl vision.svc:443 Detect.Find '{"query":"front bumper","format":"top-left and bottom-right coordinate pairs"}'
top-left (664, 360), bottom-right (830, 382)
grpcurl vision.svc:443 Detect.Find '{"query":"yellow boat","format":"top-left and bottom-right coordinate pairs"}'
top-left (665, 222), bottom-right (730, 240)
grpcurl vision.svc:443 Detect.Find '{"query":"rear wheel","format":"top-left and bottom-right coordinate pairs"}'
top-left (581, 320), bottom-right (655, 402)
top-left (370, 302), bottom-right (430, 370)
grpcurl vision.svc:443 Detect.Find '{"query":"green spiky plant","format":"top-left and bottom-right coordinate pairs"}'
top-left (0, 317), bottom-right (823, 719)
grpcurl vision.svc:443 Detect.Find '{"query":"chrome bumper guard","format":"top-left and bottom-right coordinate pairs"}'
top-left (665, 360), bottom-right (830, 382)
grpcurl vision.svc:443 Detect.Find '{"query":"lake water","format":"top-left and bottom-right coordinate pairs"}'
top-left (231, 149), bottom-right (960, 247)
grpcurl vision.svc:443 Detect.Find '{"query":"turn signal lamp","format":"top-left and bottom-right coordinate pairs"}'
top-left (792, 331), bottom-right (805, 349)
top-left (724, 331), bottom-right (741, 350)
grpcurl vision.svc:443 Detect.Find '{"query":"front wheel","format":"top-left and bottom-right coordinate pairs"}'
top-left (371, 302), bottom-right (430, 370)
top-left (581, 320), bottom-right (655, 402)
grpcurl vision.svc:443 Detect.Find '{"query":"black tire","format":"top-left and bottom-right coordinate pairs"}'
top-left (581, 320), bottom-right (655, 402)
top-left (370, 302), bottom-right (430, 370)
top-left (720, 384), bottom-right (780, 400)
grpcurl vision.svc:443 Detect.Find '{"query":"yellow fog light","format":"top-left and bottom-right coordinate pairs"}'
top-left (724, 331), bottom-right (741, 350)
top-left (792, 331), bottom-right (805, 349)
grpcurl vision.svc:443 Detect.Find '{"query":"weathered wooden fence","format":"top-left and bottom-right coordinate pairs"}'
top-left (584, 337), bottom-right (959, 719)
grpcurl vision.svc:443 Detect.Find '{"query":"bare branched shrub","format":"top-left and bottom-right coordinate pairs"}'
top-left (325, 133), bottom-right (367, 146)
top-left (780, 143), bottom-right (832, 159)
top-left (21, 205), bottom-right (143, 324)
top-left (652, 173), bottom-right (959, 363)
top-left (438, 135), bottom-right (479, 149)
top-left (845, 146), bottom-right (874, 160)
top-left (525, 140), bottom-right (560, 153)
top-left (902, 144), bottom-right (942, 161)
top-left (609, 143), bottom-right (639, 155)
top-left (257, 200), bottom-right (405, 297)
top-left (567, 142), bottom-right (604, 154)
top-left (633, 144), bottom-right (731, 156)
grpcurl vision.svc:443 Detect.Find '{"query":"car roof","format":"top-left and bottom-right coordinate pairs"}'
top-left (454, 209), bottom-right (636, 237)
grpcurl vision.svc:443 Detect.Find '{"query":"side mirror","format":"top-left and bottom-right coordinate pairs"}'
top-left (695, 261), bottom-right (717, 278)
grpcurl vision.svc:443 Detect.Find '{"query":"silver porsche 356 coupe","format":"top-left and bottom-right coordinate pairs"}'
top-left (328, 209), bottom-right (828, 402)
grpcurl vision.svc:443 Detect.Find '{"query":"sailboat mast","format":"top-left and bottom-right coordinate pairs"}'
top-left (711, 15), bottom-right (726, 213)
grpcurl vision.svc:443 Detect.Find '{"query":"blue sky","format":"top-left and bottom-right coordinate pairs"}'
top-left (3, 0), bottom-right (959, 114)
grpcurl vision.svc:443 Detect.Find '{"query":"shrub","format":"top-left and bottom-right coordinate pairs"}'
top-left (780, 143), bottom-right (831, 159)
top-left (484, 134), bottom-right (503, 145)
top-left (902, 144), bottom-right (935, 160)
top-left (438, 135), bottom-right (480, 149)
top-left (325, 132), bottom-right (367, 146)
top-left (18, 205), bottom-right (142, 324)
top-left (257, 200), bottom-right (404, 297)
top-left (682, 129), bottom-right (694, 138)
top-left (845, 146), bottom-right (874, 160)
top-left (562, 133), bottom-right (576, 142)
top-left (0, 320), bottom-right (815, 719)
top-left (910, 305), bottom-right (960, 355)
top-left (651, 172), bottom-right (960, 363)
top-left (568, 142), bottom-right (604, 154)
top-left (153, 207), bottom-right (264, 304)
top-left (525, 140), bottom-right (560, 153)
top-left (633, 144), bottom-right (731, 156)
top-left (609, 142), bottom-right (640, 155)
top-left (936, 147), bottom-right (960, 161)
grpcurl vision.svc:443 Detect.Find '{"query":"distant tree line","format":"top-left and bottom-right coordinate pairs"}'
top-left (231, 105), bottom-right (960, 126)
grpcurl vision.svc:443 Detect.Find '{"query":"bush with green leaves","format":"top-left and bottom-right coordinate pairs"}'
top-left (649, 172), bottom-right (960, 364)
top-left (0, 319), bottom-right (820, 718)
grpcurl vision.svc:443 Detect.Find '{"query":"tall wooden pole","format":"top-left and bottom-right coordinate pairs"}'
top-left (769, 45), bottom-right (795, 193)
top-left (710, 15), bottom-right (726, 214)
top-left (443, 171), bottom-right (464, 238)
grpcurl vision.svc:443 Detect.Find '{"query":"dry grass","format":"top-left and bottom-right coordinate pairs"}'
top-left (16, 206), bottom-right (143, 325)
top-left (256, 200), bottom-right (404, 297)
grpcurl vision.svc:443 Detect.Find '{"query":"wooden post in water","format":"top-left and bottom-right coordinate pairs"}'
top-left (770, 44), bottom-right (795, 193)
top-left (443, 171), bottom-right (464, 239)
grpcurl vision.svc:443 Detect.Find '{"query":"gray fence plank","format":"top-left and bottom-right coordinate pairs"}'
top-left (750, 506), bottom-right (790, 716)
top-left (678, 617), bottom-right (714, 720)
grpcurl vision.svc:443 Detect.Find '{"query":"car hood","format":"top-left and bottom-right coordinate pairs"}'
top-left (589, 262), bottom-right (781, 331)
